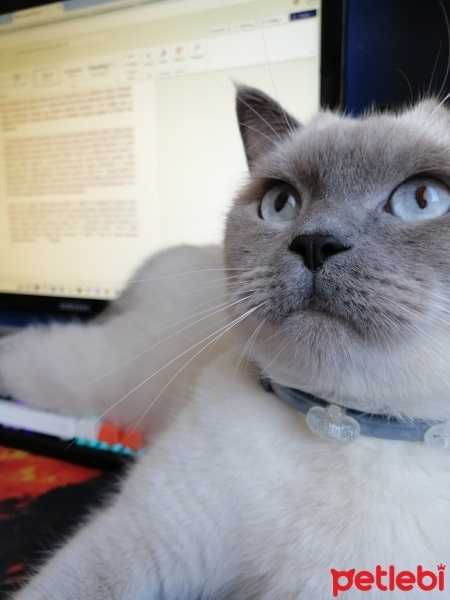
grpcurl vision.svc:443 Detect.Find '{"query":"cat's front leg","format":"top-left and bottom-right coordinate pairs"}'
top-left (0, 245), bottom-right (227, 429)
top-left (11, 454), bottom-right (232, 600)
top-left (12, 503), bottom-right (206, 600)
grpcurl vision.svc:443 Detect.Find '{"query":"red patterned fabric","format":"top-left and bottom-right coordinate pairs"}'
top-left (0, 444), bottom-right (116, 597)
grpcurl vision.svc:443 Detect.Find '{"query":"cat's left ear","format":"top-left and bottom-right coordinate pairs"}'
top-left (236, 85), bottom-right (300, 169)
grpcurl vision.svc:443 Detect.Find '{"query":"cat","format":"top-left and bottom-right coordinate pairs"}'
top-left (4, 85), bottom-right (450, 599)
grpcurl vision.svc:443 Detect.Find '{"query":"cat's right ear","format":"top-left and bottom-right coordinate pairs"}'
top-left (236, 85), bottom-right (300, 170)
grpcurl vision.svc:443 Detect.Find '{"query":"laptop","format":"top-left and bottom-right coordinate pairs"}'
top-left (0, 0), bottom-right (323, 331)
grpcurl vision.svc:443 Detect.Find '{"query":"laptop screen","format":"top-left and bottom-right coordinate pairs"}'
top-left (0, 0), bottom-right (321, 313)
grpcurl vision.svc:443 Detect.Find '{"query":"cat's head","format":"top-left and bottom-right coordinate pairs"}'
top-left (224, 86), bottom-right (450, 421)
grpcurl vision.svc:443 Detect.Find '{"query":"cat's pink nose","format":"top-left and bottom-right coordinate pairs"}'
top-left (289, 233), bottom-right (350, 272)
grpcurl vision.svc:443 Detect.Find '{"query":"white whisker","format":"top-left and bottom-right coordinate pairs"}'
top-left (128, 303), bottom-right (265, 433)
top-left (259, 339), bottom-right (290, 379)
top-left (436, 0), bottom-right (450, 100)
top-left (125, 282), bottom-right (255, 350)
top-left (72, 294), bottom-right (256, 394)
top-left (233, 319), bottom-right (267, 380)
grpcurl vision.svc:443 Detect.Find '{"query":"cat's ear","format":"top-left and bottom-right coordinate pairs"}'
top-left (236, 85), bottom-right (300, 169)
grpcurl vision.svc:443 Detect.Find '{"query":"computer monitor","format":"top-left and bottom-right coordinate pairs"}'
top-left (321, 0), bottom-right (450, 113)
top-left (0, 0), bottom-right (322, 323)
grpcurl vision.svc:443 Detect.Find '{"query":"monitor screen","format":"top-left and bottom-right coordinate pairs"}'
top-left (345, 0), bottom-right (450, 114)
top-left (0, 0), bottom-right (322, 304)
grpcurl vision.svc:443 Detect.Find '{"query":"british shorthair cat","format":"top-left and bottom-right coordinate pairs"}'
top-left (4, 85), bottom-right (450, 599)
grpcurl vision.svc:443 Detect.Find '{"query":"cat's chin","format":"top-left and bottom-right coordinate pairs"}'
top-left (297, 304), bottom-right (359, 331)
top-left (232, 307), bottom-right (450, 422)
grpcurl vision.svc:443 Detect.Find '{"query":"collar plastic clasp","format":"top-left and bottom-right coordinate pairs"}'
top-left (306, 404), bottom-right (360, 442)
top-left (424, 421), bottom-right (450, 450)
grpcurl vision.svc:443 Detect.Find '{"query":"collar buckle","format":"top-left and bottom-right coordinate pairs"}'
top-left (424, 422), bottom-right (450, 450)
top-left (306, 404), bottom-right (360, 442)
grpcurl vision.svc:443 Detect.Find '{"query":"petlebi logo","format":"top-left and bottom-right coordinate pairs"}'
top-left (330, 564), bottom-right (446, 597)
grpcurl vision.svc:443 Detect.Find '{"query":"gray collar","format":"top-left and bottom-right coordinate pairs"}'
top-left (260, 377), bottom-right (450, 449)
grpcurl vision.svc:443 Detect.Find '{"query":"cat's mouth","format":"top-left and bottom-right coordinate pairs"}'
top-left (280, 271), bottom-right (410, 340)
top-left (285, 273), bottom-right (343, 315)
top-left (268, 280), bottom-right (356, 334)
top-left (294, 294), bottom-right (357, 329)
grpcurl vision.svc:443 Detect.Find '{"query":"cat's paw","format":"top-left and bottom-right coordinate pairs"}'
top-left (0, 324), bottom-right (88, 413)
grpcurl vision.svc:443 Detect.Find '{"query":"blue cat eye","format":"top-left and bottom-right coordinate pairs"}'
top-left (260, 183), bottom-right (301, 223)
top-left (387, 177), bottom-right (450, 222)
